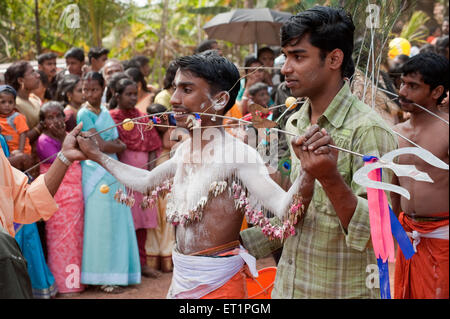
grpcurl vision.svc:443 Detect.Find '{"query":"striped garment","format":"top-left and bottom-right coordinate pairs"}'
top-left (241, 82), bottom-right (398, 298)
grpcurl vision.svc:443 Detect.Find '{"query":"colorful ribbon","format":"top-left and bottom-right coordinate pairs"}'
top-left (364, 156), bottom-right (395, 263)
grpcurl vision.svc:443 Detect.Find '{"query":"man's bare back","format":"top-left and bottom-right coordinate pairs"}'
top-left (393, 113), bottom-right (449, 217)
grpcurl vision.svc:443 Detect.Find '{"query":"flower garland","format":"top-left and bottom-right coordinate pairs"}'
top-left (113, 179), bottom-right (304, 241)
top-left (231, 182), bottom-right (304, 241)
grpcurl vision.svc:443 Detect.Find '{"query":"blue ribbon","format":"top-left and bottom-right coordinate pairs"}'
top-left (377, 258), bottom-right (391, 299)
top-left (389, 206), bottom-right (415, 260)
top-left (363, 155), bottom-right (378, 162)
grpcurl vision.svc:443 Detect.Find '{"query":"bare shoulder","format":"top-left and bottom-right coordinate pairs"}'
top-left (393, 120), bottom-right (410, 135)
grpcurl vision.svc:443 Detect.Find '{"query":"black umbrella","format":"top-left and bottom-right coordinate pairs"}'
top-left (203, 8), bottom-right (292, 46)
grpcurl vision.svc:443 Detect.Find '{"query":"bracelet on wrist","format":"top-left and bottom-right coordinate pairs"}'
top-left (57, 151), bottom-right (72, 166)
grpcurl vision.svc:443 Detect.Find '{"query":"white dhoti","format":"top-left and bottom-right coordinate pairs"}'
top-left (167, 245), bottom-right (258, 299)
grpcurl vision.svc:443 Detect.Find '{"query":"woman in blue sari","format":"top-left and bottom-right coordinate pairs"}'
top-left (77, 72), bottom-right (140, 293)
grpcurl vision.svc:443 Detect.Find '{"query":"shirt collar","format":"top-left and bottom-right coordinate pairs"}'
top-left (319, 81), bottom-right (353, 129)
top-left (294, 81), bottom-right (353, 130)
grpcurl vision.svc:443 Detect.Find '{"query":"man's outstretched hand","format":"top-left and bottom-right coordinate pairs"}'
top-left (76, 130), bottom-right (102, 163)
top-left (61, 122), bottom-right (87, 162)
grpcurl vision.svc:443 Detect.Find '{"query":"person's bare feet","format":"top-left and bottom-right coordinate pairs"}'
top-left (99, 285), bottom-right (125, 294)
top-left (141, 265), bottom-right (161, 278)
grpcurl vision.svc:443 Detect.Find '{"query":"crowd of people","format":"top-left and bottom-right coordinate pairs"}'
top-left (0, 47), bottom-right (180, 297)
top-left (0, 6), bottom-right (448, 300)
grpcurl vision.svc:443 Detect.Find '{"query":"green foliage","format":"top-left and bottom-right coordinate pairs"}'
top-left (400, 10), bottom-right (430, 45)
top-left (0, 0), bottom-right (431, 88)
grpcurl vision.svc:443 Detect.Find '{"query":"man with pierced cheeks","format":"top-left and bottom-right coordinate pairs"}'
top-left (76, 50), bottom-right (315, 299)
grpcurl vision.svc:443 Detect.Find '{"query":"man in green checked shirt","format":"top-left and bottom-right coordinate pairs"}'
top-left (240, 6), bottom-right (397, 298)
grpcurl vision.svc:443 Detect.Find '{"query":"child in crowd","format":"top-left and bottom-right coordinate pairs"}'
top-left (248, 82), bottom-right (270, 108)
top-left (0, 84), bottom-right (32, 171)
top-left (55, 74), bottom-right (85, 132)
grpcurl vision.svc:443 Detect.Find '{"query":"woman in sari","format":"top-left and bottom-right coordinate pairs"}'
top-left (2, 126), bottom-right (57, 299)
top-left (77, 72), bottom-right (140, 293)
top-left (36, 101), bottom-right (85, 295)
top-left (109, 78), bottom-right (162, 278)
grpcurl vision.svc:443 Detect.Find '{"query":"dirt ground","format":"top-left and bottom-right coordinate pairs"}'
top-left (56, 256), bottom-right (277, 299)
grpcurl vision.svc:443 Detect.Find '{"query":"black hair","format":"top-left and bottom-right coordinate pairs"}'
top-left (0, 85), bottom-right (17, 98)
top-left (401, 52), bottom-right (449, 104)
top-left (195, 39), bottom-right (218, 54)
top-left (4, 61), bottom-right (30, 91)
top-left (109, 78), bottom-right (136, 109)
top-left (55, 74), bottom-right (81, 106)
top-left (124, 67), bottom-right (149, 92)
top-left (396, 54), bottom-right (410, 64)
top-left (281, 6), bottom-right (355, 77)
top-left (163, 61), bottom-right (179, 90)
top-left (82, 71), bottom-right (105, 88)
top-left (248, 82), bottom-right (268, 96)
top-left (128, 55), bottom-right (150, 69)
top-left (36, 70), bottom-right (53, 101)
top-left (257, 47), bottom-right (275, 59)
top-left (37, 70), bottom-right (49, 87)
top-left (419, 43), bottom-right (436, 54)
top-left (39, 101), bottom-right (65, 122)
top-left (147, 103), bottom-right (167, 115)
top-left (37, 52), bottom-right (57, 65)
top-left (88, 47), bottom-right (110, 63)
top-left (64, 47), bottom-right (85, 62)
top-left (174, 50), bottom-right (240, 114)
top-left (244, 56), bottom-right (262, 74)
top-left (105, 72), bottom-right (129, 107)
top-left (435, 36), bottom-right (449, 57)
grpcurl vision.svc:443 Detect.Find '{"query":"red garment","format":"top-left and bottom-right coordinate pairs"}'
top-left (109, 108), bottom-right (162, 152)
top-left (394, 212), bottom-right (449, 299)
top-left (41, 162), bottom-right (85, 293)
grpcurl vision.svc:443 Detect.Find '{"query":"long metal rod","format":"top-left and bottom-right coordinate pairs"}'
top-left (378, 87), bottom-right (449, 125)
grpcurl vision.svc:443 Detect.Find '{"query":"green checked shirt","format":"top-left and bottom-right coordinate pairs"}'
top-left (241, 82), bottom-right (397, 299)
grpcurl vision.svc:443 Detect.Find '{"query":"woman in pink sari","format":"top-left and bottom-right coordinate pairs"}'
top-left (109, 78), bottom-right (162, 278)
top-left (36, 101), bottom-right (85, 295)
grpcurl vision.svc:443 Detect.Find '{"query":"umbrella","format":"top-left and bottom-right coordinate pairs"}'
top-left (203, 8), bottom-right (292, 46)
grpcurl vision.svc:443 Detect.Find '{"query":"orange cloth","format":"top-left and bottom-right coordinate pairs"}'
top-left (0, 112), bottom-right (31, 154)
top-left (224, 103), bottom-right (243, 135)
top-left (394, 212), bottom-right (449, 299)
top-left (0, 144), bottom-right (58, 236)
top-left (200, 266), bottom-right (249, 299)
top-left (195, 241), bottom-right (252, 299)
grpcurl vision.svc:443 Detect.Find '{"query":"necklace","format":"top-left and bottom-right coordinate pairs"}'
top-left (86, 102), bottom-right (101, 115)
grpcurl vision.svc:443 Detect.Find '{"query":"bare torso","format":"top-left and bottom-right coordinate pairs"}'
top-left (175, 192), bottom-right (244, 255)
top-left (394, 114), bottom-right (449, 217)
